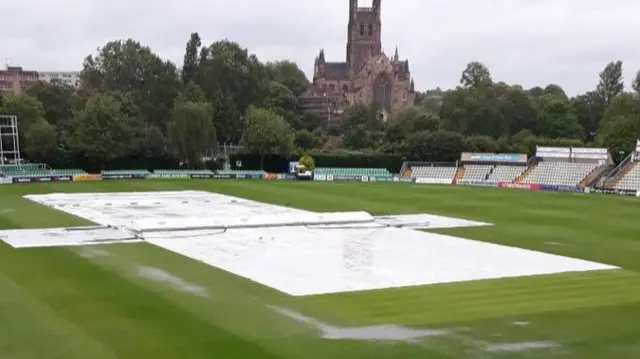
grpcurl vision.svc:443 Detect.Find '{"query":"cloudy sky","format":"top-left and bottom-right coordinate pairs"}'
top-left (2, 0), bottom-right (640, 95)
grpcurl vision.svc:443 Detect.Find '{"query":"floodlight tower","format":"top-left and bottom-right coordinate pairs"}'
top-left (0, 115), bottom-right (21, 166)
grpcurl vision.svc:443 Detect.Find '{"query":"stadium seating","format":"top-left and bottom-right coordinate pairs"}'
top-left (461, 165), bottom-right (493, 181)
top-left (1, 166), bottom-right (86, 178)
top-left (314, 167), bottom-right (393, 178)
top-left (410, 166), bottom-right (457, 180)
top-left (487, 165), bottom-right (527, 182)
top-left (522, 161), bottom-right (600, 186)
top-left (614, 162), bottom-right (640, 190)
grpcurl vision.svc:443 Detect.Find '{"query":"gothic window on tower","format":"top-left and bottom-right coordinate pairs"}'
top-left (360, 23), bottom-right (365, 36)
top-left (374, 75), bottom-right (393, 111)
top-left (368, 23), bottom-right (373, 36)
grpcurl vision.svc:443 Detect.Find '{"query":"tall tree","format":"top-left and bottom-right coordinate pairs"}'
top-left (543, 84), bottom-right (568, 101)
top-left (67, 92), bottom-right (142, 167)
top-left (265, 60), bottom-right (309, 96)
top-left (240, 106), bottom-right (294, 168)
top-left (596, 93), bottom-right (640, 161)
top-left (196, 40), bottom-right (270, 143)
top-left (80, 39), bottom-right (181, 130)
top-left (460, 61), bottom-right (493, 89)
top-left (26, 80), bottom-right (77, 126)
top-left (536, 93), bottom-right (580, 139)
top-left (263, 81), bottom-right (300, 129)
top-left (0, 92), bottom-right (46, 151)
top-left (571, 91), bottom-right (605, 142)
top-left (182, 32), bottom-right (202, 85)
top-left (597, 61), bottom-right (624, 105)
top-left (633, 69), bottom-right (640, 95)
top-left (167, 97), bottom-right (216, 168)
top-left (24, 119), bottom-right (57, 165)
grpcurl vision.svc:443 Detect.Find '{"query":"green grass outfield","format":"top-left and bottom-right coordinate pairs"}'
top-left (1, 180), bottom-right (640, 359)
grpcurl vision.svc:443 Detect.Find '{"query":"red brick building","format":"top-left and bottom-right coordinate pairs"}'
top-left (0, 66), bottom-right (39, 94)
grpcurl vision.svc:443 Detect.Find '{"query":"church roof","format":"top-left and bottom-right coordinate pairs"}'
top-left (324, 62), bottom-right (349, 80)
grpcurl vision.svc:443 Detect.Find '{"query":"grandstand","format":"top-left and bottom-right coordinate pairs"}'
top-left (520, 147), bottom-right (611, 187)
top-left (456, 152), bottom-right (529, 183)
top-left (314, 167), bottom-right (393, 179)
top-left (606, 140), bottom-right (640, 190)
top-left (487, 165), bottom-right (527, 182)
top-left (407, 164), bottom-right (457, 183)
top-left (1, 164), bottom-right (85, 178)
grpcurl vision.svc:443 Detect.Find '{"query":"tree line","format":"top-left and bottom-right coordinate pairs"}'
top-left (0, 33), bottom-right (639, 171)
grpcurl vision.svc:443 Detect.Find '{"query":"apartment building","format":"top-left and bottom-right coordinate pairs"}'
top-left (0, 66), bottom-right (39, 93)
top-left (39, 71), bottom-right (80, 88)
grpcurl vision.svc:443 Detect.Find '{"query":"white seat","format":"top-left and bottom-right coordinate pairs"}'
top-left (615, 162), bottom-right (640, 190)
top-left (487, 165), bottom-right (526, 182)
top-left (411, 166), bottom-right (457, 180)
top-left (522, 161), bottom-right (600, 186)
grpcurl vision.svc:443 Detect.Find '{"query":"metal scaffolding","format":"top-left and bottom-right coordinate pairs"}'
top-left (0, 115), bottom-right (21, 166)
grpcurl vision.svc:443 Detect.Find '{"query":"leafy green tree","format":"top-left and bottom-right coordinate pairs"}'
top-left (67, 92), bottom-right (142, 166)
top-left (299, 154), bottom-right (315, 171)
top-left (24, 119), bottom-right (57, 164)
top-left (26, 81), bottom-right (77, 126)
top-left (543, 84), bottom-right (568, 101)
top-left (263, 81), bottom-right (300, 128)
top-left (266, 60), bottom-right (309, 96)
top-left (0, 92), bottom-right (46, 150)
top-left (498, 87), bottom-right (537, 135)
top-left (536, 93), bottom-right (580, 138)
top-left (340, 104), bottom-right (383, 149)
top-left (407, 130), bottom-right (465, 162)
top-left (392, 105), bottom-right (441, 138)
top-left (460, 61), bottom-right (492, 89)
top-left (182, 32), bottom-right (202, 85)
top-left (167, 98), bottom-right (216, 168)
top-left (240, 106), bottom-right (294, 168)
top-left (597, 61), bottom-right (624, 105)
top-left (80, 39), bottom-right (181, 129)
top-left (633, 70), bottom-right (640, 95)
top-left (596, 93), bottom-right (640, 161)
top-left (571, 91), bottom-right (605, 141)
top-left (196, 40), bottom-right (270, 142)
top-left (295, 130), bottom-right (314, 149)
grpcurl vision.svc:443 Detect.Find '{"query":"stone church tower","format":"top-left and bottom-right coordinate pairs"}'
top-left (299, 0), bottom-right (416, 125)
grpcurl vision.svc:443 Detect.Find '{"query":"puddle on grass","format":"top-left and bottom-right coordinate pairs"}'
top-left (76, 247), bottom-right (111, 258)
top-left (268, 306), bottom-right (449, 342)
top-left (486, 341), bottom-right (560, 353)
top-left (136, 266), bottom-right (208, 297)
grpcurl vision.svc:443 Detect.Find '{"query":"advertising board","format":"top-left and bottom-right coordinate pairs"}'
top-left (590, 187), bottom-right (638, 197)
top-left (0, 177), bottom-right (12, 184)
top-left (539, 184), bottom-right (583, 193)
top-left (101, 173), bottom-right (147, 180)
top-left (73, 174), bottom-right (103, 181)
top-left (415, 178), bottom-right (453, 184)
top-left (498, 182), bottom-right (541, 190)
top-left (147, 173), bottom-right (189, 179)
top-left (190, 173), bottom-right (265, 180)
top-left (12, 176), bottom-right (73, 183)
top-left (392, 177), bottom-right (416, 183)
top-left (457, 180), bottom-right (499, 187)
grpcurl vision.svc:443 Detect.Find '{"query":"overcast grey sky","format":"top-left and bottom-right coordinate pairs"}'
top-left (1, 0), bottom-right (640, 95)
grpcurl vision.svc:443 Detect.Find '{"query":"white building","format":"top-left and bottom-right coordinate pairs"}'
top-left (38, 71), bottom-right (80, 88)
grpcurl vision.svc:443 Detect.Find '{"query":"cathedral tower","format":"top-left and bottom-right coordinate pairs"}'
top-left (346, 0), bottom-right (382, 74)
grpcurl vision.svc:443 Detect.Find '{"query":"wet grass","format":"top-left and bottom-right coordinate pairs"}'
top-left (1, 180), bottom-right (640, 359)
